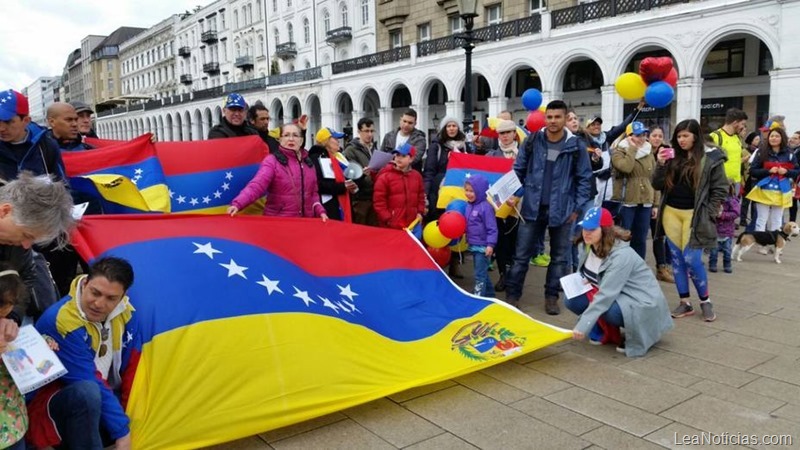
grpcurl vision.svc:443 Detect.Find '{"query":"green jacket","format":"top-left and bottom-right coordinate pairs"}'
top-left (611, 138), bottom-right (659, 205)
top-left (576, 241), bottom-right (673, 357)
top-left (652, 147), bottom-right (728, 249)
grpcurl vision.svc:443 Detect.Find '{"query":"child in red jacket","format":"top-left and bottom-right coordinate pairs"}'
top-left (373, 144), bottom-right (426, 229)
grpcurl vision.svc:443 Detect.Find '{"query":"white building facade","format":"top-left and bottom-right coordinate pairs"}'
top-left (80, 35), bottom-right (106, 106)
top-left (228, 0), bottom-right (270, 80)
top-left (120, 15), bottom-right (181, 100)
top-left (96, 0), bottom-right (800, 146)
top-left (176, 0), bottom-right (234, 93)
top-left (24, 76), bottom-right (60, 124)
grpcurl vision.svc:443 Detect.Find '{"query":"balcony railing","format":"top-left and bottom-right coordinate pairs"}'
top-left (268, 67), bottom-right (322, 86)
top-left (553, 0), bottom-right (688, 28)
top-left (200, 30), bottom-right (218, 43)
top-left (143, 99), bottom-right (163, 111)
top-left (192, 86), bottom-right (224, 101)
top-left (326, 26), bottom-right (352, 44)
top-left (275, 42), bottom-right (297, 60)
top-left (418, 15), bottom-right (542, 58)
top-left (180, 74), bottom-right (193, 84)
top-left (202, 62), bottom-right (220, 74)
top-left (235, 55), bottom-right (254, 69)
top-left (332, 46), bottom-right (410, 75)
top-left (224, 76), bottom-right (267, 93)
top-left (178, 46), bottom-right (191, 57)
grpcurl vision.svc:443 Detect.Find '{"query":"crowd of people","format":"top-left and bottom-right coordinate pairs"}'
top-left (1, 84), bottom-right (799, 447)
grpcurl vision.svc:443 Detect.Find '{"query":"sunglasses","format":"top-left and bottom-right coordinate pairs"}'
top-left (98, 326), bottom-right (109, 357)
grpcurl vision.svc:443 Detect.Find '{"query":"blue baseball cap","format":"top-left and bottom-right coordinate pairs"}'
top-left (578, 207), bottom-right (614, 230)
top-left (0, 90), bottom-right (29, 121)
top-left (626, 121), bottom-right (649, 136)
top-left (224, 93), bottom-right (247, 109)
top-left (393, 143), bottom-right (416, 158)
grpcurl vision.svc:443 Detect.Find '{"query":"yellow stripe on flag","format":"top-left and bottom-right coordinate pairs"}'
top-left (82, 174), bottom-right (171, 213)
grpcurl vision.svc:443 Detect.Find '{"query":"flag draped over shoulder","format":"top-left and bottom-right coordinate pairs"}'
top-left (437, 152), bottom-right (517, 217)
top-left (62, 135), bottom-right (170, 213)
top-left (72, 215), bottom-right (570, 450)
top-left (156, 136), bottom-right (268, 214)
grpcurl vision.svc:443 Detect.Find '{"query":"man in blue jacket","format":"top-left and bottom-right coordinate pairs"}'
top-left (504, 100), bottom-right (593, 315)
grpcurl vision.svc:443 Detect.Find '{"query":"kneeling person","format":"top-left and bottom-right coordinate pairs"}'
top-left (28, 257), bottom-right (138, 450)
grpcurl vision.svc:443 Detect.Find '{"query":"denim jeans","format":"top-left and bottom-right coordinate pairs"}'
top-left (49, 380), bottom-right (104, 450)
top-left (618, 205), bottom-right (651, 260)
top-left (708, 237), bottom-right (733, 271)
top-left (472, 251), bottom-right (496, 297)
top-left (505, 207), bottom-right (573, 300)
top-left (564, 292), bottom-right (624, 328)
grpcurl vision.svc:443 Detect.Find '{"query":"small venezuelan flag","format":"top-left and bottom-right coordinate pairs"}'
top-left (437, 152), bottom-right (517, 218)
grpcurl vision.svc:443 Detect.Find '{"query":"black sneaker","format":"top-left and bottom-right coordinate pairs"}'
top-left (494, 274), bottom-right (506, 292)
top-left (671, 301), bottom-right (695, 318)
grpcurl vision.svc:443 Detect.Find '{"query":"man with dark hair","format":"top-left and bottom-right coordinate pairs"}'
top-left (504, 100), bottom-right (593, 315)
top-left (709, 107), bottom-right (748, 193)
top-left (247, 103), bottom-right (279, 154)
top-left (30, 256), bottom-right (138, 450)
top-left (344, 117), bottom-right (379, 225)
top-left (380, 108), bottom-right (427, 171)
top-left (208, 93), bottom-right (259, 139)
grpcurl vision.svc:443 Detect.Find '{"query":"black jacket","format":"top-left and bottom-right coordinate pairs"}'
top-left (308, 145), bottom-right (348, 220)
top-left (208, 118), bottom-right (260, 139)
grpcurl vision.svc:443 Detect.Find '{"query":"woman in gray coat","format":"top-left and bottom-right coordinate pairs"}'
top-left (568, 207), bottom-right (673, 357)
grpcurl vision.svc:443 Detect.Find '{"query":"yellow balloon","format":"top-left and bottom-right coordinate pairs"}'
top-left (423, 221), bottom-right (451, 249)
top-left (538, 105), bottom-right (546, 112)
top-left (449, 236), bottom-right (468, 252)
top-left (615, 72), bottom-right (647, 100)
top-left (487, 117), bottom-right (501, 130)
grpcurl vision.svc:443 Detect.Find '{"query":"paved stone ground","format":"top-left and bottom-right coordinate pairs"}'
top-left (207, 240), bottom-right (800, 449)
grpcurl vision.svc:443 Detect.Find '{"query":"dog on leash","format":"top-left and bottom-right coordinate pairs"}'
top-left (732, 221), bottom-right (800, 264)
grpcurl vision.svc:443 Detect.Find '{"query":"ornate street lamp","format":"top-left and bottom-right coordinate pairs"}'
top-left (432, 113), bottom-right (440, 130)
top-left (458, 0), bottom-right (479, 140)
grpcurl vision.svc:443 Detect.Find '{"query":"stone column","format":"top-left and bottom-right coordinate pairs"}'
top-left (379, 107), bottom-right (394, 141)
top-left (675, 77), bottom-right (703, 123)
top-left (445, 100), bottom-right (464, 125)
top-left (769, 68), bottom-right (800, 127)
top-left (487, 96), bottom-right (508, 118)
top-left (600, 85), bottom-right (623, 126)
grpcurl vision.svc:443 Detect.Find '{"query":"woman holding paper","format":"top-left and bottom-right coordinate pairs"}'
top-left (568, 207), bottom-right (673, 357)
top-left (0, 267), bottom-right (31, 450)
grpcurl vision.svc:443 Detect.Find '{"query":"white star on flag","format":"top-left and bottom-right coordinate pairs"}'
top-left (465, 172), bottom-right (472, 178)
top-left (222, 182), bottom-right (230, 191)
top-left (292, 287), bottom-right (315, 307)
top-left (256, 275), bottom-right (283, 295)
top-left (169, 190), bottom-right (174, 198)
top-left (177, 195), bottom-right (186, 204)
top-left (337, 284), bottom-right (358, 302)
top-left (134, 168), bottom-right (143, 175)
top-left (213, 190), bottom-right (222, 199)
top-left (190, 198), bottom-right (199, 206)
top-left (341, 299), bottom-right (361, 314)
top-left (318, 296), bottom-right (340, 314)
top-left (125, 331), bottom-right (133, 344)
top-left (202, 196), bottom-right (211, 204)
top-left (220, 259), bottom-right (248, 279)
top-left (225, 171), bottom-right (234, 180)
top-left (193, 242), bottom-right (222, 259)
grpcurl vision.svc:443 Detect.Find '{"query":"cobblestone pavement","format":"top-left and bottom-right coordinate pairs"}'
top-left (207, 240), bottom-right (800, 449)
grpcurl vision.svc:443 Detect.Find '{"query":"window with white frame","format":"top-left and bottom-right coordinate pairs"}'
top-left (361, 0), bottom-right (369, 26)
top-left (341, 4), bottom-right (348, 27)
top-left (221, 11), bottom-right (226, 29)
top-left (303, 18), bottom-right (310, 44)
top-left (486, 4), bottom-right (502, 24)
top-left (272, 0), bottom-right (277, 12)
top-left (417, 22), bottom-right (431, 42)
top-left (234, 10), bottom-right (239, 28)
top-left (256, 2), bottom-right (261, 21)
top-left (258, 35), bottom-right (265, 56)
top-left (323, 10), bottom-right (331, 33)
top-left (389, 30), bottom-right (402, 49)
top-left (287, 0), bottom-right (292, 7)
top-left (273, 27), bottom-right (280, 45)
top-left (449, 15), bottom-right (463, 34)
top-left (235, 42), bottom-right (241, 57)
top-left (288, 23), bottom-right (294, 43)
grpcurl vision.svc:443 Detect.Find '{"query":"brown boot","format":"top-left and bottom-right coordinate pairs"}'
top-left (656, 265), bottom-right (675, 283)
top-left (448, 261), bottom-right (464, 279)
top-left (545, 296), bottom-right (560, 315)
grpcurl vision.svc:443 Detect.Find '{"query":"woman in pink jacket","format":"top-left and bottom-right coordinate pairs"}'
top-left (228, 123), bottom-right (328, 221)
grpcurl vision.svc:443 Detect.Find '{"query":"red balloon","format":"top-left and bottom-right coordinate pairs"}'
top-left (638, 56), bottom-right (674, 84)
top-left (438, 211), bottom-right (467, 239)
top-left (525, 110), bottom-right (546, 133)
top-left (663, 67), bottom-right (678, 88)
top-left (427, 246), bottom-right (451, 267)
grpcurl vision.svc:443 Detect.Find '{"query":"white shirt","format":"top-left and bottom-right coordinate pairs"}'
top-left (395, 133), bottom-right (410, 149)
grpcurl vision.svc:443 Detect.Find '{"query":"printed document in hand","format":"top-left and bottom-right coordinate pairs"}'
top-left (2, 326), bottom-right (67, 394)
top-left (559, 272), bottom-right (592, 300)
top-left (487, 171), bottom-right (522, 210)
top-left (367, 151), bottom-right (393, 171)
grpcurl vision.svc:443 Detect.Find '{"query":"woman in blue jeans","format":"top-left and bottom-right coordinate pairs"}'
top-left (610, 121), bottom-right (658, 260)
top-left (568, 207), bottom-right (673, 357)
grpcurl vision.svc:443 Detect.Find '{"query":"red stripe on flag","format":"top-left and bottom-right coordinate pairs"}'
top-left (156, 136), bottom-right (268, 175)
top-left (63, 135), bottom-right (155, 176)
top-left (446, 152), bottom-right (514, 173)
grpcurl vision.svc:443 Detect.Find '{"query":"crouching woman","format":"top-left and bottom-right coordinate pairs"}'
top-left (568, 207), bottom-right (673, 357)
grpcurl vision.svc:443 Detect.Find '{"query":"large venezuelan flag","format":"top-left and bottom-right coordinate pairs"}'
top-left (156, 136), bottom-right (268, 214)
top-left (437, 152), bottom-right (517, 217)
top-left (62, 135), bottom-right (171, 213)
top-left (72, 215), bottom-right (570, 449)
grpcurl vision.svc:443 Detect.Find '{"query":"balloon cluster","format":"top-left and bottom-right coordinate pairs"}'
top-left (521, 88), bottom-right (546, 133)
top-left (423, 199), bottom-right (469, 266)
top-left (614, 57), bottom-right (677, 109)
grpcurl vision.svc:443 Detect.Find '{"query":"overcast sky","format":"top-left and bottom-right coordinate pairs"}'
top-left (0, 0), bottom-right (203, 90)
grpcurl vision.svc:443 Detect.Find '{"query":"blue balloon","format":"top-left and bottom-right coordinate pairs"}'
top-left (521, 88), bottom-right (543, 111)
top-left (644, 81), bottom-right (674, 109)
top-left (448, 237), bottom-right (460, 247)
top-left (445, 199), bottom-right (468, 216)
